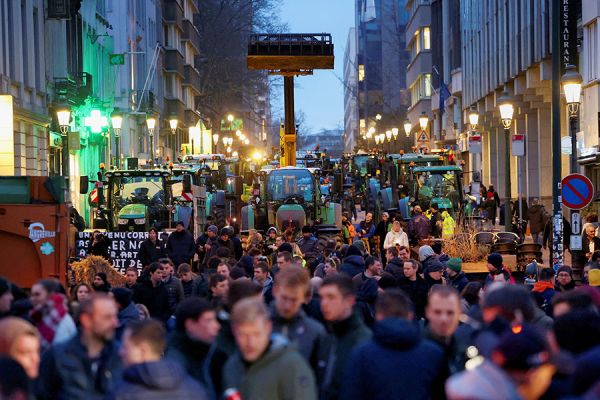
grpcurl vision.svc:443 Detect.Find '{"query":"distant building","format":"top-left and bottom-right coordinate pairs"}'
top-left (344, 27), bottom-right (358, 153)
top-left (346, 0), bottom-right (410, 153)
top-left (298, 129), bottom-right (345, 158)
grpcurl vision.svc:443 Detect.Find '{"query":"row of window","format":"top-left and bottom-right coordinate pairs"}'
top-left (410, 27), bottom-right (431, 61)
top-left (410, 73), bottom-right (431, 107)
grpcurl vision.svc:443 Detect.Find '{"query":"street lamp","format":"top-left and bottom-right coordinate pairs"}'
top-left (146, 115), bottom-right (157, 162)
top-left (227, 114), bottom-right (234, 123)
top-left (468, 107), bottom-right (479, 131)
top-left (385, 130), bottom-right (392, 142)
top-left (498, 91), bottom-right (514, 233)
top-left (562, 64), bottom-right (583, 173)
top-left (169, 115), bottom-right (178, 134)
top-left (391, 128), bottom-right (399, 140)
top-left (244, 138), bottom-right (250, 145)
top-left (235, 129), bottom-right (242, 137)
top-left (213, 133), bottom-right (219, 153)
top-left (375, 113), bottom-right (382, 121)
top-left (56, 107), bottom-right (71, 137)
top-left (419, 112), bottom-right (429, 131)
top-left (56, 106), bottom-right (71, 189)
top-left (403, 119), bottom-right (412, 138)
top-left (111, 110), bottom-right (123, 167)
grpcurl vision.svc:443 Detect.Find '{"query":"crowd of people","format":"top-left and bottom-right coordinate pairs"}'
top-left (1, 215), bottom-right (600, 400)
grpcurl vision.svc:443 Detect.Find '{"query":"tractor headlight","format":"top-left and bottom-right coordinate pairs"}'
top-left (134, 218), bottom-right (146, 225)
top-left (118, 218), bottom-right (128, 225)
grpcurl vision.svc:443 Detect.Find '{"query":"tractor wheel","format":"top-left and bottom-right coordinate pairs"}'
top-left (215, 207), bottom-right (226, 228)
top-left (317, 232), bottom-right (344, 253)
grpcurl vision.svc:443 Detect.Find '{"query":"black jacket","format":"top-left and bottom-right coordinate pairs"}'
top-left (397, 276), bottom-right (429, 320)
top-left (107, 359), bottom-right (208, 400)
top-left (132, 279), bottom-right (171, 322)
top-left (384, 257), bottom-right (404, 281)
top-left (271, 307), bottom-right (328, 382)
top-left (116, 302), bottom-right (140, 341)
top-left (163, 275), bottom-right (184, 315)
top-left (36, 334), bottom-right (122, 400)
top-left (166, 230), bottom-right (196, 266)
top-left (165, 331), bottom-right (228, 398)
top-left (340, 318), bottom-right (445, 400)
top-left (321, 313), bottom-right (372, 400)
top-left (340, 255), bottom-right (365, 278)
top-left (449, 271), bottom-right (469, 293)
top-left (137, 238), bottom-right (166, 267)
top-left (191, 274), bottom-right (210, 299)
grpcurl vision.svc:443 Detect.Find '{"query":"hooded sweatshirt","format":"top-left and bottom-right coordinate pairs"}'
top-left (107, 359), bottom-right (208, 400)
top-left (339, 318), bottom-right (445, 400)
top-left (383, 229), bottom-right (409, 249)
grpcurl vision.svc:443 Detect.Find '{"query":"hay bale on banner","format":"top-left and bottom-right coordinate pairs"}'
top-left (69, 256), bottom-right (126, 288)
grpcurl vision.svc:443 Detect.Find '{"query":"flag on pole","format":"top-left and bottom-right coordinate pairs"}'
top-left (439, 81), bottom-right (451, 113)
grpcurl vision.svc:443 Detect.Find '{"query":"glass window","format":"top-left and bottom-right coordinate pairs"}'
top-left (423, 27), bottom-right (431, 50)
top-left (358, 64), bottom-right (365, 81)
top-left (424, 74), bottom-right (432, 97)
top-left (415, 31), bottom-right (421, 54)
top-left (266, 169), bottom-right (314, 202)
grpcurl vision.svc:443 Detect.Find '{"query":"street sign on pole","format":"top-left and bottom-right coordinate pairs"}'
top-left (468, 134), bottom-right (482, 154)
top-left (417, 132), bottom-right (429, 142)
top-left (109, 54), bottom-right (125, 65)
top-left (561, 173), bottom-right (594, 210)
top-left (511, 134), bottom-right (526, 156)
top-left (570, 235), bottom-right (582, 251)
top-left (571, 212), bottom-right (581, 234)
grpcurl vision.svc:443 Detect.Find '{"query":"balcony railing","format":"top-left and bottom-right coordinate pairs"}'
top-left (183, 65), bottom-right (201, 93)
top-left (182, 19), bottom-right (201, 52)
top-left (163, 49), bottom-right (185, 77)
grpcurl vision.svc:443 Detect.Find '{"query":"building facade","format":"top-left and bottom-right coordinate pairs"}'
top-left (405, 0), bottom-right (432, 151)
top-left (344, 27), bottom-right (358, 153)
top-left (0, 0), bottom-right (49, 176)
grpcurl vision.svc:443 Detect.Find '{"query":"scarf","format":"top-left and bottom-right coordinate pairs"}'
top-left (29, 293), bottom-right (68, 348)
top-left (531, 281), bottom-right (555, 293)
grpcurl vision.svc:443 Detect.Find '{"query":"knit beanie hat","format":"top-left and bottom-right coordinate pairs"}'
top-left (353, 240), bottom-right (367, 254)
top-left (278, 242), bottom-right (294, 254)
top-left (346, 244), bottom-right (363, 257)
top-left (207, 225), bottom-right (218, 234)
top-left (487, 253), bottom-right (503, 270)
top-left (557, 265), bottom-right (573, 277)
top-left (110, 287), bottom-right (133, 309)
top-left (589, 269), bottom-right (600, 287)
top-left (419, 245), bottom-right (435, 262)
top-left (447, 258), bottom-right (463, 273)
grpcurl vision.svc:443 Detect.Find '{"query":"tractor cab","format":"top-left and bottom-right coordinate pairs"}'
top-left (410, 165), bottom-right (463, 215)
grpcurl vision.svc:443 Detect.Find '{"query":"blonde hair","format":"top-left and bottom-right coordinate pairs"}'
top-left (231, 297), bottom-right (270, 327)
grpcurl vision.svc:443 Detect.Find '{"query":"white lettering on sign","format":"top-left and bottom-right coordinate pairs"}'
top-left (29, 222), bottom-right (56, 243)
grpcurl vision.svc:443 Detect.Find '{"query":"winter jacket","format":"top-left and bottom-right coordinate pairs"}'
top-left (107, 359), bottom-right (208, 400)
top-left (408, 213), bottom-right (431, 243)
top-left (384, 257), bottom-right (405, 281)
top-left (271, 307), bottom-right (328, 380)
top-left (482, 197), bottom-right (497, 222)
top-left (321, 313), bottom-right (372, 400)
top-left (166, 230), bottom-right (196, 266)
top-left (483, 266), bottom-right (516, 288)
top-left (449, 271), bottom-right (469, 293)
top-left (442, 211), bottom-right (456, 238)
top-left (340, 318), bottom-right (445, 400)
top-left (423, 326), bottom-right (470, 376)
top-left (116, 302), bottom-right (140, 341)
top-left (297, 235), bottom-right (319, 258)
top-left (528, 204), bottom-right (548, 233)
top-left (339, 255), bottom-right (365, 277)
top-left (531, 281), bottom-right (556, 317)
top-left (36, 334), bottom-right (122, 400)
top-left (165, 330), bottom-right (228, 397)
top-left (254, 276), bottom-right (274, 305)
top-left (430, 211), bottom-right (444, 238)
top-left (383, 229), bottom-right (409, 249)
top-left (358, 221), bottom-right (375, 239)
top-left (163, 275), bottom-right (184, 315)
top-left (445, 360), bottom-right (521, 400)
top-left (397, 276), bottom-right (429, 320)
top-left (223, 334), bottom-right (318, 400)
top-left (191, 274), bottom-right (210, 299)
top-left (375, 221), bottom-right (392, 249)
top-left (132, 279), bottom-right (171, 322)
top-left (182, 279), bottom-right (194, 298)
top-left (137, 238), bottom-right (166, 267)
top-left (205, 238), bottom-right (235, 260)
top-left (231, 236), bottom-right (243, 260)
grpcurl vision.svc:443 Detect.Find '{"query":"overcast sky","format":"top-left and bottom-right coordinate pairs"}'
top-left (273, 0), bottom-right (355, 133)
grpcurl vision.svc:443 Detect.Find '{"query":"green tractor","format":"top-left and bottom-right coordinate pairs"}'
top-left (241, 167), bottom-right (342, 247)
top-left (81, 168), bottom-right (173, 232)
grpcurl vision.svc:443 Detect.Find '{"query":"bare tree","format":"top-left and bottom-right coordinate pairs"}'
top-left (194, 0), bottom-right (287, 127)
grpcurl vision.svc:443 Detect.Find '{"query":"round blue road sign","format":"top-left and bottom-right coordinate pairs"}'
top-left (562, 174), bottom-right (594, 210)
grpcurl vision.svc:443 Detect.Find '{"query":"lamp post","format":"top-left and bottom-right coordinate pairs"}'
top-left (146, 115), bottom-right (156, 163)
top-left (213, 133), bottom-right (219, 153)
top-left (468, 106), bottom-right (479, 131)
top-left (404, 119), bottom-right (412, 138)
top-left (56, 106), bottom-right (71, 196)
top-left (392, 128), bottom-right (399, 153)
top-left (111, 110), bottom-right (123, 168)
top-left (498, 91), bottom-right (514, 233)
top-left (561, 64), bottom-right (582, 173)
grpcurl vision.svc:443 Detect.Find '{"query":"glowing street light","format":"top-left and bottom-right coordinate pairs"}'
top-left (403, 119), bottom-right (412, 138)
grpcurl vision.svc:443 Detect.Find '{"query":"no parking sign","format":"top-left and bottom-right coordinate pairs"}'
top-left (562, 174), bottom-right (594, 210)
